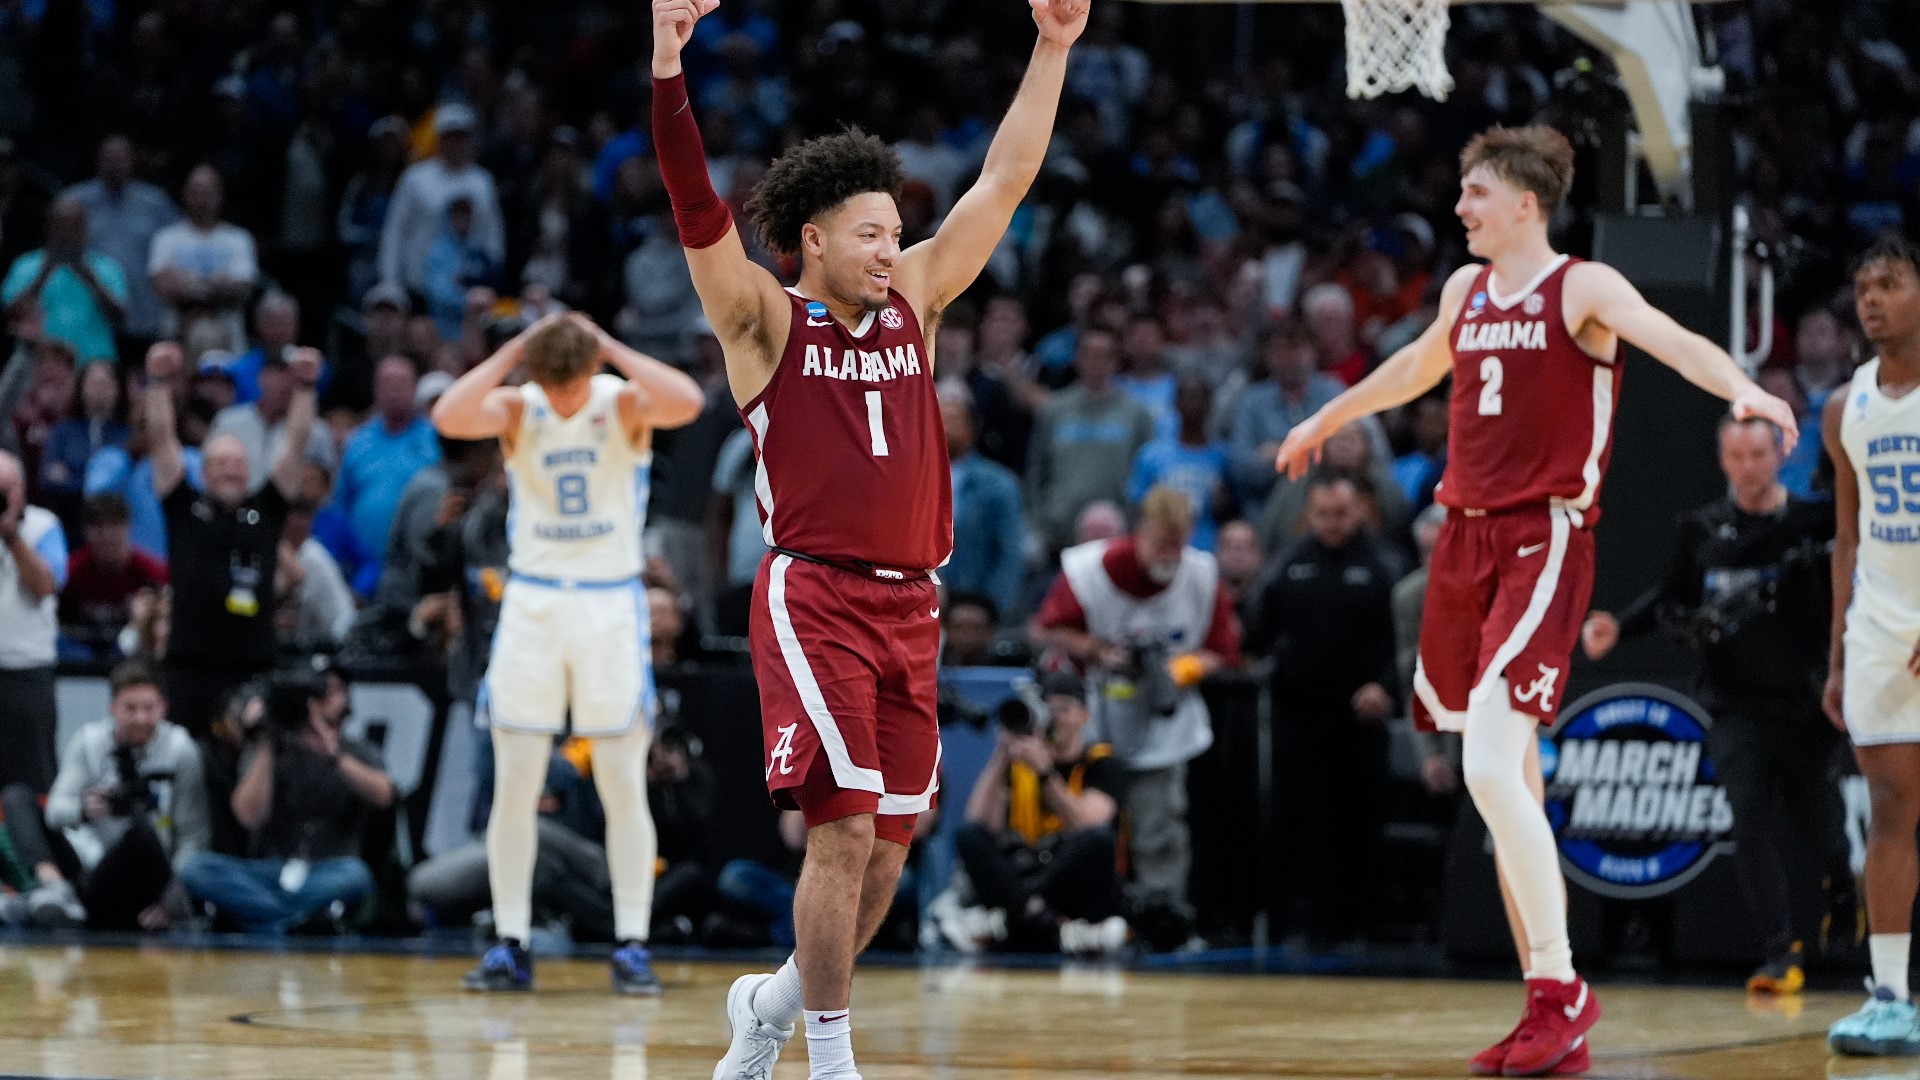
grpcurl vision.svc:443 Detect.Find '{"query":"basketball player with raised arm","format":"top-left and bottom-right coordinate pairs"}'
top-left (1276, 126), bottom-right (1798, 1078)
top-left (430, 312), bottom-right (703, 995)
top-left (648, 0), bottom-right (1089, 1076)
top-left (1824, 237), bottom-right (1920, 1058)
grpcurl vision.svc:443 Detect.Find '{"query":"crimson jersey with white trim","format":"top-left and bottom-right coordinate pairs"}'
top-left (1438, 255), bottom-right (1623, 520)
top-left (739, 288), bottom-right (952, 569)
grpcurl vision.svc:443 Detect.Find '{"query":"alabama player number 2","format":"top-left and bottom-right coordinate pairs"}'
top-left (1478, 356), bottom-right (1504, 416)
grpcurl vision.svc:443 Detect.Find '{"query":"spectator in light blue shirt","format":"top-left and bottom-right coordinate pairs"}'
top-left (333, 357), bottom-right (440, 590)
top-left (62, 135), bottom-right (179, 341)
top-left (941, 389), bottom-right (1026, 624)
top-left (1116, 315), bottom-right (1177, 442)
top-left (1130, 375), bottom-right (1230, 551)
top-left (85, 443), bottom-right (202, 563)
top-left (1229, 322), bottom-right (1355, 515)
top-left (2, 198), bottom-right (129, 366)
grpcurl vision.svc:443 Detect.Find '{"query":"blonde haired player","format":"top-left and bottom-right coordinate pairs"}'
top-left (1277, 125), bottom-right (1797, 1076)
top-left (432, 312), bottom-right (703, 994)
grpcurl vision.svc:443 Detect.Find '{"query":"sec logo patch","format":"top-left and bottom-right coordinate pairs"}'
top-left (880, 307), bottom-right (903, 330)
top-left (1523, 293), bottom-right (1545, 316)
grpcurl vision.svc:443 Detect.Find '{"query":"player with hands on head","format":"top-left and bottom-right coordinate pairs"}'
top-left (431, 309), bottom-right (702, 996)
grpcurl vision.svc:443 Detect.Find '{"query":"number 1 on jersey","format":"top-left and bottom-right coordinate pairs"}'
top-left (1478, 356), bottom-right (1504, 416)
top-left (865, 390), bottom-right (890, 457)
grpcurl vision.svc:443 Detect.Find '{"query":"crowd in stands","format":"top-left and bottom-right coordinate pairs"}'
top-left (0, 0), bottom-right (1913, 949)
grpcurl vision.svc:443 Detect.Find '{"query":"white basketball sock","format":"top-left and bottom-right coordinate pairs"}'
top-left (754, 956), bottom-right (805, 1028)
top-left (1462, 687), bottom-right (1575, 983)
top-left (486, 728), bottom-right (553, 943)
top-left (1872, 934), bottom-right (1912, 1000)
top-left (804, 1009), bottom-right (855, 1079)
top-left (590, 728), bottom-right (657, 943)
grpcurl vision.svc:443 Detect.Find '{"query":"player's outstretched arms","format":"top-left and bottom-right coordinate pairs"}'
top-left (431, 312), bottom-right (559, 440)
top-left (896, 0), bottom-right (1090, 330)
top-left (1823, 391), bottom-right (1856, 732)
top-left (1275, 264), bottom-right (1476, 479)
top-left (651, 0), bottom-right (788, 394)
top-left (570, 313), bottom-right (706, 433)
top-left (1569, 261), bottom-right (1799, 451)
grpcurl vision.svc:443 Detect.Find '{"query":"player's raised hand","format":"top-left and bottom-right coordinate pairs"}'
top-left (1730, 386), bottom-right (1800, 454)
top-left (1030, 0), bottom-right (1092, 48)
top-left (1273, 412), bottom-right (1334, 480)
top-left (653, 0), bottom-right (717, 72)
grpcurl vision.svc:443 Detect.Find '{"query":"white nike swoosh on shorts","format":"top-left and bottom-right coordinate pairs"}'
top-left (1518, 543), bottom-right (1547, 557)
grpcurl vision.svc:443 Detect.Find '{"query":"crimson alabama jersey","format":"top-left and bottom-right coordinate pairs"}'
top-left (1437, 254), bottom-right (1623, 520)
top-left (740, 287), bottom-right (953, 569)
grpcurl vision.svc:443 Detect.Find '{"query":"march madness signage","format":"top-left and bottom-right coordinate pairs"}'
top-left (1542, 683), bottom-right (1734, 899)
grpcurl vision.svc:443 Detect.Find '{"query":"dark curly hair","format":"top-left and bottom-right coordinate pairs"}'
top-left (745, 129), bottom-right (905, 259)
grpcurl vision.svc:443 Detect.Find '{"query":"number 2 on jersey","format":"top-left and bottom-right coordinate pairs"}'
top-left (1478, 356), bottom-right (1504, 416)
top-left (556, 472), bottom-right (590, 516)
top-left (864, 390), bottom-right (890, 457)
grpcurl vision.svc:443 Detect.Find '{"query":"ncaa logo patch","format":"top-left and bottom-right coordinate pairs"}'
top-left (1523, 293), bottom-right (1545, 316)
top-left (1543, 683), bottom-right (1733, 899)
top-left (1471, 291), bottom-right (1487, 310)
top-left (880, 307), bottom-right (904, 330)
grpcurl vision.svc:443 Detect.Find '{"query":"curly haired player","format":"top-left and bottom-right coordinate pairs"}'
top-left (647, 1), bottom-right (1093, 1078)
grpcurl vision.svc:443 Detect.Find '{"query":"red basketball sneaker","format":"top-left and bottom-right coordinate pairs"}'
top-left (1501, 977), bottom-right (1601, 1077)
top-left (1470, 1011), bottom-right (1592, 1076)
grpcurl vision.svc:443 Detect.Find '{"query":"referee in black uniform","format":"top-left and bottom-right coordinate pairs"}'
top-left (1583, 415), bottom-right (1851, 994)
top-left (141, 341), bottom-right (322, 737)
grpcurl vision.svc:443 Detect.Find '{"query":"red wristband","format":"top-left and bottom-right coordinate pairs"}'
top-left (652, 73), bottom-right (733, 250)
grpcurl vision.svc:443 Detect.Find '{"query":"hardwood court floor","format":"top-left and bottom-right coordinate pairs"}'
top-left (0, 944), bottom-right (1894, 1079)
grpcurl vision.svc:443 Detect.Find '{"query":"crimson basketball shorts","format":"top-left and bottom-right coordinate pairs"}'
top-left (1412, 504), bottom-right (1596, 733)
top-left (749, 552), bottom-right (942, 845)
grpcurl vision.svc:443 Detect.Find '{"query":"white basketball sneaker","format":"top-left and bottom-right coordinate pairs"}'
top-left (712, 973), bottom-right (794, 1080)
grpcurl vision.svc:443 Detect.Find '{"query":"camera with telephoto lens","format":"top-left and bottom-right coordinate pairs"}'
top-left (1664, 538), bottom-right (1832, 651)
top-left (103, 744), bottom-right (156, 818)
top-left (995, 678), bottom-right (1052, 737)
top-left (1098, 638), bottom-right (1181, 717)
top-left (262, 668), bottom-right (329, 735)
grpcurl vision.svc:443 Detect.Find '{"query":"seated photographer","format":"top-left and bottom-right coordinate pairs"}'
top-left (1583, 415), bottom-right (1847, 995)
top-left (178, 666), bottom-right (394, 934)
top-left (951, 669), bottom-right (1128, 955)
top-left (0, 660), bottom-right (208, 930)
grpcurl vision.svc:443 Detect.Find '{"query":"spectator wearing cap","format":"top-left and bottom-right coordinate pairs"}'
top-left (340, 118), bottom-right (412, 305)
top-left (332, 356), bottom-right (441, 596)
top-left (941, 386), bottom-right (1026, 625)
top-left (0, 448), bottom-right (67, 794)
top-left (331, 283), bottom-right (411, 414)
top-left (377, 104), bottom-right (505, 300)
top-left (422, 195), bottom-right (502, 342)
top-left (148, 165), bottom-right (258, 352)
top-left (59, 493), bottom-right (167, 661)
top-left (3, 197), bottom-right (129, 366)
top-left (207, 338), bottom-right (337, 493)
top-left (951, 667), bottom-right (1128, 955)
top-left (62, 135), bottom-right (179, 349)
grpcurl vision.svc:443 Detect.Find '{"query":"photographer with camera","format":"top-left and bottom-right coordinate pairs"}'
top-left (951, 669), bottom-right (1128, 955)
top-left (1029, 485), bottom-right (1240, 943)
top-left (1583, 415), bottom-right (1850, 994)
top-left (177, 663), bottom-right (394, 934)
top-left (0, 661), bottom-right (208, 931)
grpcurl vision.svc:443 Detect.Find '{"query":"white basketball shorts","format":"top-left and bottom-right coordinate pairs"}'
top-left (1843, 623), bottom-right (1920, 746)
top-left (479, 574), bottom-right (655, 736)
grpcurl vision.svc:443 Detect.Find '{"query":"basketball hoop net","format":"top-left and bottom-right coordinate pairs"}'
top-left (1341, 0), bottom-right (1455, 101)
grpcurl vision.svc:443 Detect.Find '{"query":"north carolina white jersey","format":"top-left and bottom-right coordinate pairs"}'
top-left (505, 374), bottom-right (649, 582)
top-left (1841, 358), bottom-right (1920, 638)
top-left (1838, 358), bottom-right (1920, 745)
